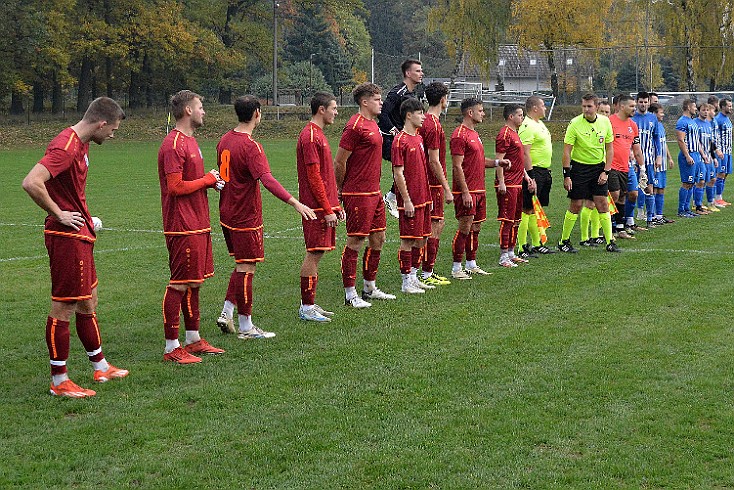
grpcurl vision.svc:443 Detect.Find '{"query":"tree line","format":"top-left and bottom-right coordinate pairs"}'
top-left (2, 0), bottom-right (732, 115)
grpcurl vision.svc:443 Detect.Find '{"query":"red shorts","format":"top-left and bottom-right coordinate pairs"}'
top-left (166, 232), bottom-right (214, 283)
top-left (496, 185), bottom-right (523, 222)
top-left (303, 213), bottom-right (336, 252)
top-left (222, 226), bottom-right (264, 263)
top-left (342, 194), bottom-right (387, 236)
top-left (45, 235), bottom-right (98, 302)
top-left (398, 205), bottom-right (431, 239)
top-left (454, 191), bottom-right (486, 223)
top-left (430, 186), bottom-right (444, 220)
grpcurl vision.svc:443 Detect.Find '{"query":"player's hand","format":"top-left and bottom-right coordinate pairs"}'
top-left (57, 210), bottom-right (85, 231)
top-left (686, 155), bottom-right (694, 165)
top-left (337, 209), bottom-right (346, 221)
top-left (295, 202), bottom-right (317, 220)
top-left (324, 212), bottom-right (338, 227)
top-left (498, 182), bottom-right (507, 195)
top-left (461, 191), bottom-right (472, 208)
top-left (444, 190), bottom-right (454, 205)
top-left (597, 173), bottom-right (608, 185)
top-left (668, 159), bottom-right (674, 170)
top-left (527, 178), bottom-right (537, 194)
top-left (564, 177), bottom-right (572, 192)
top-left (717, 150), bottom-right (724, 159)
top-left (404, 200), bottom-right (414, 217)
top-left (498, 158), bottom-right (512, 168)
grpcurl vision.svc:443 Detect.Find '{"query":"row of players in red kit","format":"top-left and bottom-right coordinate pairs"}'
top-left (23, 83), bottom-right (532, 395)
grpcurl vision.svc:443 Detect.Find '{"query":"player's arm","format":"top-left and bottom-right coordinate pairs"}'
top-left (451, 153), bottom-right (473, 208)
top-left (494, 152), bottom-right (507, 194)
top-left (333, 146), bottom-right (351, 197)
top-left (599, 141), bottom-right (613, 185)
top-left (632, 139), bottom-right (644, 167)
top-left (378, 93), bottom-right (400, 136)
top-left (22, 163), bottom-right (85, 231)
top-left (166, 170), bottom-right (220, 196)
top-left (562, 143), bottom-right (573, 191)
top-left (427, 148), bottom-right (452, 204)
top-left (676, 130), bottom-right (694, 164)
top-left (393, 166), bottom-right (413, 217)
top-left (260, 172), bottom-right (316, 220)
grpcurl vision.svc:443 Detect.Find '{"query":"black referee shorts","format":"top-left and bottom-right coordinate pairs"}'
top-left (567, 161), bottom-right (607, 200)
top-left (607, 169), bottom-right (628, 193)
top-left (533, 167), bottom-right (552, 206)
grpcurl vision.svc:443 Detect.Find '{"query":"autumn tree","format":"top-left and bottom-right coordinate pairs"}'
top-left (510, 0), bottom-right (611, 98)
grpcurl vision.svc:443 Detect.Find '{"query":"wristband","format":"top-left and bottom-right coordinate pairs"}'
top-left (603, 169), bottom-right (610, 175)
top-left (495, 159), bottom-right (499, 166)
top-left (563, 167), bottom-right (571, 178)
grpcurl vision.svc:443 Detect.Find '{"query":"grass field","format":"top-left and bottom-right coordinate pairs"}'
top-left (3, 136), bottom-right (734, 489)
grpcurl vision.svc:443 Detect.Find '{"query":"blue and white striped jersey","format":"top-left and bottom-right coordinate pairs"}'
top-left (676, 116), bottom-right (701, 154)
top-left (656, 121), bottom-right (668, 162)
top-left (715, 112), bottom-right (733, 155)
top-left (695, 118), bottom-right (713, 156)
top-left (632, 111), bottom-right (660, 165)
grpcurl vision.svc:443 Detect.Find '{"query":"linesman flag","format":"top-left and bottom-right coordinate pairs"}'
top-left (531, 195), bottom-right (550, 244)
top-left (607, 192), bottom-right (618, 215)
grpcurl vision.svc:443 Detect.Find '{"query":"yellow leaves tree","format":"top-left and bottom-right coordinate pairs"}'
top-left (510, 0), bottom-right (611, 98)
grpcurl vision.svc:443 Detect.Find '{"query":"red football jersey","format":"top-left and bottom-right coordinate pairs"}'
top-left (158, 129), bottom-right (211, 235)
top-left (38, 127), bottom-right (95, 242)
top-left (217, 130), bottom-right (272, 230)
top-left (392, 131), bottom-right (431, 208)
top-left (450, 124), bottom-right (486, 193)
top-left (495, 125), bottom-right (525, 186)
top-left (296, 122), bottom-right (340, 211)
top-left (609, 114), bottom-right (639, 172)
top-left (338, 113), bottom-right (383, 195)
top-left (418, 113), bottom-right (447, 187)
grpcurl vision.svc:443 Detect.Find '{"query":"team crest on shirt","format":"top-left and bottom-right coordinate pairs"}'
top-left (84, 154), bottom-right (89, 167)
top-left (599, 136), bottom-right (605, 143)
top-left (628, 127), bottom-right (633, 134)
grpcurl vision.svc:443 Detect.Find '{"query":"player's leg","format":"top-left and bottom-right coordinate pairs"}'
top-left (75, 287), bottom-right (129, 383)
top-left (507, 188), bottom-right (528, 264)
top-left (361, 196), bottom-right (395, 301)
top-left (299, 251), bottom-right (331, 322)
top-left (341, 195), bottom-right (372, 307)
top-left (452, 215), bottom-right (474, 279)
top-left (217, 227), bottom-right (237, 333)
top-left (465, 194), bottom-right (490, 275)
top-left (421, 186), bottom-right (449, 284)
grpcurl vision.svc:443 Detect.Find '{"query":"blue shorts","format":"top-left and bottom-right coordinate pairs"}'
top-left (627, 166), bottom-right (639, 191)
top-left (679, 152), bottom-right (700, 184)
top-left (694, 159), bottom-right (707, 182)
top-left (653, 170), bottom-right (667, 189)
top-left (645, 163), bottom-right (655, 182)
top-left (719, 154), bottom-right (733, 175)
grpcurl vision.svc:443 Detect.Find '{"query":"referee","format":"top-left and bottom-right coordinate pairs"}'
top-left (558, 93), bottom-right (621, 253)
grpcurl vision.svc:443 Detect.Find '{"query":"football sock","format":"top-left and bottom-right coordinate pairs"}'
top-left (655, 193), bottom-right (664, 217)
top-left (341, 246), bottom-right (358, 288)
top-left (238, 315), bottom-right (254, 332)
top-left (599, 212), bottom-right (614, 244)
top-left (527, 213), bottom-right (540, 247)
top-left (560, 211), bottom-right (578, 241)
top-left (706, 185), bottom-right (715, 203)
top-left (624, 198), bottom-right (635, 221)
top-left (345, 286), bottom-right (358, 300)
top-left (452, 230), bottom-right (468, 263)
top-left (423, 237), bottom-right (439, 273)
top-left (181, 287), bottom-right (200, 332)
top-left (75, 312), bottom-right (104, 362)
top-left (163, 286), bottom-right (185, 345)
top-left (645, 193), bottom-right (655, 221)
top-left (363, 280), bottom-right (376, 292)
top-left (399, 250), bottom-right (412, 275)
top-left (222, 300), bottom-right (235, 319)
top-left (46, 316), bottom-right (69, 376)
top-left (185, 330), bottom-right (201, 344)
top-left (678, 187), bottom-right (688, 213)
top-left (224, 269), bottom-right (237, 304)
top-left (590, 208), bottom-right (601, 238)
top-left (466, 259), bottom-right (477, 270)
top-left (301, 275), bottom-right (317, 306)
top-left (579, 206), bottom-right (591, 242)
top-left (694, 186), bottom-right (704, 207)
top-left (362, 247), bottom-right (381, 282)
top-left (452, 261), bottom-right (462, 273)
top-left (234, 271), bottom-right (254, 316)
top-left (411, 247), bottom-right (422, 271)
top-left (164, 339), bottom-right (180, 353)
top-left (517, 213), bottom-right (530, 248)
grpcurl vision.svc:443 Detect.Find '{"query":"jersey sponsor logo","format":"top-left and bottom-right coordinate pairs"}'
top-left (84, 154), bottom-right (89, 167)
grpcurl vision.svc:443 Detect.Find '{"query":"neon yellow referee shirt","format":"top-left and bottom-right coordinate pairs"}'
top-left (563, 114), bottom-right (613, 164)
top-left (518, 117), bottom-right (552, 168)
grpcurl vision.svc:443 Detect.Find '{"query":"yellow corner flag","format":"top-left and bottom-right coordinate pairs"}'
top-left (607, 192), bottom-right (618, 215)
top-left (531, 195), bottom-right (551, 244)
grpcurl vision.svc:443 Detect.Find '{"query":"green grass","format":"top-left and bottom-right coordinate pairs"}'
top-left (3, 136), bottom-right (734, 489)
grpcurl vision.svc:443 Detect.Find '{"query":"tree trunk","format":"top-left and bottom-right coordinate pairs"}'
top-left (51, 73), bottom-right (63, 114)
top-left (10, 91), bottom-right (24, 115)
top-left (33, 83), bottom-right (45, 113)
top-left (77, 56), bottom-right (94, 112)
top-left (106, 56), bottom-right (114, 98)
top-left (545, 43), bottom-right (559, 100)
top-left (129, 68), bottom-right (143, 109)
top-left (219, 87), bottom-right (232, 105)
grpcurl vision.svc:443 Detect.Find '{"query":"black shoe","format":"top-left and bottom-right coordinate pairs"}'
top-left (520, 244), bottom-right (540, 259)
top-left (593, 237), bottom-right (606, 245)
top-left (532, 245), bottom-right (556, 254)
top-left (579, 239), bottom-right (598, 247)
top-left (661, 215), bottom-right (676, 224)
top-left (557, 239), bottom-right (578, 253)
top-left (606, 240), bottom-right (622, 253)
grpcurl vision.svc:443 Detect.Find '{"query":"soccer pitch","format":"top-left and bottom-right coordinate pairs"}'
top-left (2, 138), bottom-right (734, 488)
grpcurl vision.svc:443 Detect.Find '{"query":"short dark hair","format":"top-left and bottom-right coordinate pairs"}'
top-left (170, 90), bottom-right (201, 120)
top-left (720, 98), bottom-right (732, 109)
top-left (636, 91), bottom-right (650, 101)
top-left (617, 94), bottom-right (634, 105)
top-left (581, 93), bottom-right (599, 105)
top-left (83, 97), bottom-right (126, 123)
top-left (353, 83), bottom-right (381, 105)
top-left (424, 82), bottom-right (448, 106)
top-left (649, 92), bottom-right (659, 98)
top-left (234, 95), bottom-right (260, 123)
top-left (310, 92), bottom-right (336, 115)
top-left (461, 97), bottom-right (482, 114)
top-left (708, 95), bottom-right (719, 106)
top-left (682, 99), bottom-right (696, 112)
top-left (503, 103), bottom-right (523, 120)
top-left (401, 58), bottom-right (421, 77)
top-left (599, 99), bottom-right (611, 107)
top-left (649, 103), bottom-right (662, 114)
top-left (525, 96), bottom-right (544, 111)
top-left (400, 98), bottom-right (423, 122)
